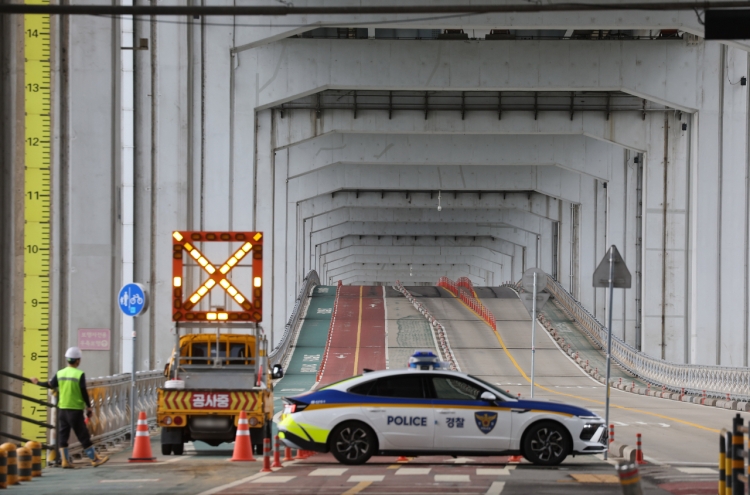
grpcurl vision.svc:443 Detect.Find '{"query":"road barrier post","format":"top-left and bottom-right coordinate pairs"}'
top-left (25, 442), bottom-right (41, 477)
top-left (0, 449), bottom-right (7, 489)
top-left (609, 424), bottom-right (615, 445)
top-left (272, 435), bottom-right (283, 468)
top-left (0, 444), bottom-right (17, 486)
top-left (726, 429), bottom-right (733, 495)
top-left (720, 429), bottom-right (727, 495)
top-left (16, 447), bottom-right (32, 482)
top-left (635, 433), bottom-right (645, 465)
top-left (615, 460), bottom-right (643, 495)
top-left (260, 438), bottom-right (272, 472)
top-left (732, 414), bottom-right (746, 494)
top-left (283, 446), bottom-right (293, 462)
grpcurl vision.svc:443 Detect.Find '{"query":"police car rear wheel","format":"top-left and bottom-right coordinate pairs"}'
top-left (522, 421), bottom-right (570, 466)
top-left (330, 421), bottom-right (376, 465)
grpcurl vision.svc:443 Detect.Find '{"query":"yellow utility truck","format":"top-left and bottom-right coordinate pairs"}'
top-left (157, 331), bottom-right (280, 455)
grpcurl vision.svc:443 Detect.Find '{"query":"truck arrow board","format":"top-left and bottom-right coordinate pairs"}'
top-left (171, 231), bottom-right (264, 322)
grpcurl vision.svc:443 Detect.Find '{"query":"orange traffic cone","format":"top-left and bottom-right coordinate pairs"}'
top-left (230, 411), bottom-right (256, 462)
top-left (508, 455), bottom-right (523, 463)
top-left (128, 411), bottom-right (156, 462)
top-left (396, 456), bottom-right (409, 462)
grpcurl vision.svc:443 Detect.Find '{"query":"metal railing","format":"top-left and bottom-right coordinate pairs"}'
top-left (544, 277), bottom-right (750, 401)
top-left (80, 370), bottom-right (163, 449)
top-left (394, 281), bottom-right (459, 371)
top-left (269, 270), bottom-right (320, 367)
top-left (0, 369), bottom-right (162, 456)
top-left (0, 370), bottom-right (57, 451)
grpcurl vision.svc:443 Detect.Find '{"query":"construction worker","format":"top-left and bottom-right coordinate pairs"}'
top-left (31, 347), bottom-right (109, 468)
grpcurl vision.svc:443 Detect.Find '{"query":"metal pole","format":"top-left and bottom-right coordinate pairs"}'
top-left (530, 272), bottom-right (537, 398)
top-left (130, 327), bottom-right (136, 446)
top-left (604, 246), bottom-right (615, 460)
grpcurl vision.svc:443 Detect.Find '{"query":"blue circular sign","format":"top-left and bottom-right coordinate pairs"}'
top-left (118, 283), bottom-right (149, 316)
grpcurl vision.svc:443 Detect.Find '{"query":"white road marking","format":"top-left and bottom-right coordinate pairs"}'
top-left (435, 474), bottom-right (471, 482)
top-left (395, 467), bottom-right (431, 475)
top-left (476, 468), bottom-right (511, 476)
top-left (309, 468), bottom-right (348, 476)
top-left (101, 479), bottom-right (160, 483)
top-left (251, 476), bottom-right (296, 483)
top-left (196, 472), bottom-right (269, 495)
top-left (677, 467), bottom-right (717, 474)
top-left (448, 457), bottom-right (475, 463)
top-left (348, 475), bottom-right (385, 482)
top-left (485, 481), bottom-right (506, 495)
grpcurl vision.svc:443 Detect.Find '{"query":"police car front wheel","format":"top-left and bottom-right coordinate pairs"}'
top-left (522, 421), bottom-right (571, 466)
top-left (330, 421), bottom-right (376, 465)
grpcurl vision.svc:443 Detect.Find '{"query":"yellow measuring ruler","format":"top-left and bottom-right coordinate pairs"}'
top-left (22, 1), bottom-right (52, 450)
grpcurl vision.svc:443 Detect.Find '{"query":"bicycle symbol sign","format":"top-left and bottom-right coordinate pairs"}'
top-left (118, 283), bottom-right (149, 316)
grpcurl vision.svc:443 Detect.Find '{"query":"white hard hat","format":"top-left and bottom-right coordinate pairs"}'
top-left (65, 347), bottom-right (82, 359)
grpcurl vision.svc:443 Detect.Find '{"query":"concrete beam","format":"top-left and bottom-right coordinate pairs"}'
top-left (242, 39), bottom-right (704, 111)
top-left (285, 132), bottom-right (621, 181)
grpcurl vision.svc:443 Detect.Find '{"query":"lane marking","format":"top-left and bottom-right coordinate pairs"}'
top-left (347, 475), bottom-right (385, 482)
top-left (383, 286), bottom-right (389, 369)
top-left (195, 472), bottom-right (269, 495)
top-left (251, 476), bottom-right (296, 483)
top-left (395, 467), bottom-right (431, 475)
top-left (101, 479), bottom-right (160, 483)
top-left (309, 468), bottom-right (348, 476)
top-left (477, 468), bottom-right (511, 476)
top-left (435, 474), bottom-right (471, 482)
top-left (342, 481), bottom-right (372, 495)
top-left (470, 294), bottom-right (722, 434)
top-left (485, 481), bottom-right (506, 495)
top-left (676, 467), bottom-right (717, 474)
top-left (353, 285), bottom-right (363, 374)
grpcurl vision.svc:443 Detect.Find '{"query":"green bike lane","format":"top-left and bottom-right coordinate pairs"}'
top-left (272, 285), bottom-right (336, 417)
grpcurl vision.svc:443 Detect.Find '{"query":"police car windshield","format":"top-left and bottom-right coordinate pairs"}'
top-left (467, 375), bottom-right (517, 400)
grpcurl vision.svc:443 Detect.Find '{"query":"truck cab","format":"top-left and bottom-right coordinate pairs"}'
top-left (157, 331), bottom-right (274, 455)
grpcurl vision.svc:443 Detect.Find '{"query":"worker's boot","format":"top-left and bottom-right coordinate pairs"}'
top-left (85, 446), bottom-right (109, 467)
top-left (59, 448), bottom-right (78, 469)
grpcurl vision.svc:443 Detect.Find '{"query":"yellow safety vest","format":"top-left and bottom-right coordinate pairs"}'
top-left (56, 367), bottom-right (85, 410)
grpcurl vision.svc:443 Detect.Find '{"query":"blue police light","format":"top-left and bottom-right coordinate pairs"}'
top-left (408, 350), bottom-right (446, 370)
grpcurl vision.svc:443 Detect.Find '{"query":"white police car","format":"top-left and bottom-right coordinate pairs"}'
top-left (278, 351), bottom-right (606, 466)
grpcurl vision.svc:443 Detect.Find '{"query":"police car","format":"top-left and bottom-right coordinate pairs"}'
top-left (278, 351), bottom-right (606, 466)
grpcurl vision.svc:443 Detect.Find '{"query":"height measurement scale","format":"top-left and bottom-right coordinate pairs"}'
top-left (22, 1), bottom-right (52, 448)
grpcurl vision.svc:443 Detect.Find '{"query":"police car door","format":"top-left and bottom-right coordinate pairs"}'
top-left (358, 374), bottom-right (434, 450)
top-left (429, 375), bottom-right (511, 451)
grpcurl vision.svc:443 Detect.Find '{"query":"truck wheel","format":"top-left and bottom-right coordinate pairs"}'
top-left (161, 443), bottom-right (173, 456)
top-left (172, 443), bottom-right (184, 456)
top-left (329, 421), bottom-right (376, 465)
top-left (522, 421), bottom-right (571, 466)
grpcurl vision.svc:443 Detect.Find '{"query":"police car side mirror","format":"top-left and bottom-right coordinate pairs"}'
top-left (272, 364), bottom-right (284, 379)
top-left (480, 391), bottom-right (497, 402)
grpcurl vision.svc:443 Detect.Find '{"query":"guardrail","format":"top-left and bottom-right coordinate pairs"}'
top-left (544, 277), bottom-right (750, 401)
top-left (393, 281), bottom-right (459, 371)
top-left (0, 369), bottom-right (162, 457)
top-left (437, 276), bottom-right (497, 331)
top-left (269, 270), bottom-right (320, 366)
top-left (316, 281), bottom-right (342, 384)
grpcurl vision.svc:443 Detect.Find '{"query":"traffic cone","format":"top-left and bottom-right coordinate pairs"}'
top-left (396, 455), bottom-right (409, 462)
top-left (508, 455), bottom-right (523, 463)
top-left (271, 435), bottom-right (283, 468)
top-left (230, 411), bottom-right (256, 462)
top-left (128, 411), bottom-right (156, 462)
top-left (294, 448), bottom-right (305, 460)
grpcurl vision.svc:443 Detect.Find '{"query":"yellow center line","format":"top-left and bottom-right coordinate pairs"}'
top-left (452, 290), bottom-right (721, 434)
top-left (342, 481), bottom-right (372, 495)
top-left (353, 285), bottom-right (363, 375)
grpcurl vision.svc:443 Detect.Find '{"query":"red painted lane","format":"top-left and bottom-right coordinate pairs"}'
top-left (357, 285), bottom-right (386, 374)
top-left (318, 286), bottom-right (386, 387)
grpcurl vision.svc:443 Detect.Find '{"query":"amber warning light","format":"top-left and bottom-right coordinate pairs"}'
top-left (171, 231), bottom-right (263, 322)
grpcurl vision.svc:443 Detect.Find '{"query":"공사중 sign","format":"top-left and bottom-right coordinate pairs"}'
top-left (78, 328), bottom-right (111, 351)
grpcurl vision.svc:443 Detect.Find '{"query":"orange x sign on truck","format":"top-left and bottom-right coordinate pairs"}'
top-left (171, 231), bottom-right (263, 322)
